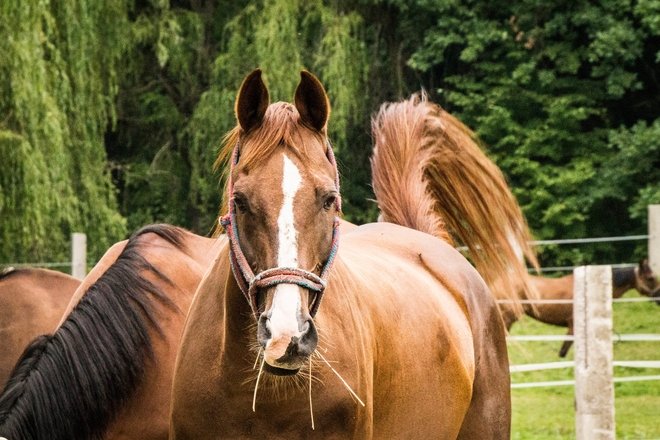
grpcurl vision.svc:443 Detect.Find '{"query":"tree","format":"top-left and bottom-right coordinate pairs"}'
top-left (0, 0), bottom-right (128, 263)
top-left (405, 0), bottom-right (659, 265)
top-left (4, 0), bottom-right (656, 270)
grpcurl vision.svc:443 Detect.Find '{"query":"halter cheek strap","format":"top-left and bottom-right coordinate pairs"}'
top-left (220, 139), bottom-right (341, 319)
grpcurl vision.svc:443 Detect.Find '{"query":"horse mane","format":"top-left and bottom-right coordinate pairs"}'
top-left (212, 101), bottom-right (327, 237)
top-left (612, 266), bottom-right (635, 289)
top-left (0, 223), bottom-right (186, 440)
top-left (371, 92), bottom-right (538, 317)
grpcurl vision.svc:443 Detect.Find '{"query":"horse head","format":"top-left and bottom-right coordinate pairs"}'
top-left (635, 259), bottom-right (660, 303)
top-left (221, 69), bottom-right (340, 375)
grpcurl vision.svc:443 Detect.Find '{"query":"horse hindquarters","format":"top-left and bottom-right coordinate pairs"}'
top-left (417, 251), bottom-right (511, 439)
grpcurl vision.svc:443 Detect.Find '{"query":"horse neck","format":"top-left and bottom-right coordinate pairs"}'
top-left (612, 267), bottom-right (636, 298)
top-left (214, 245), bottom-right (259, 370)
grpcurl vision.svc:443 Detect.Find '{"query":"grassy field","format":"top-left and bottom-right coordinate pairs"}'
top-left (508, 291), bottom-right (660, 439)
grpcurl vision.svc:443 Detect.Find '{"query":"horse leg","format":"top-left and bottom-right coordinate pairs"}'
top-left (558, 324), bottom-right (573, 358)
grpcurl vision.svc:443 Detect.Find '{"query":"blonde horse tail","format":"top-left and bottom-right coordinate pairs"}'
top-left (371, 92), bottom-right (537, 317)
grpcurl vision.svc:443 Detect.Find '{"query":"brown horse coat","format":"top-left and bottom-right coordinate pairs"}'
top-left (171, 222), bottom-right (509, 439)
top-left (170, 71), bottom-right (519, 439)
top-left (0, 225), bottom-right (222, 440)
top-left (0, 268), bottom-right (80, 387)
top-left (57, 240), bottom-right (129, 327)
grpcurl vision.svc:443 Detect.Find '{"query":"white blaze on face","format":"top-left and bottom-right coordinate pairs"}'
top-left (267, 154), bottom-right (303, 342)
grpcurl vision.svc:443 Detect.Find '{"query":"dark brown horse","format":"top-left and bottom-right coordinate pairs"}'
top-left (0, 224), bottom-right (221, 440)
top-left (170, 70), bottom-right (531, 438)
top-left (0, 267), bottom-right (80, 387)
top-left (502, 259), bottom-right (660, 357)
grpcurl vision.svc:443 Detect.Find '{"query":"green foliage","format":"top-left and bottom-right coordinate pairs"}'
top-left (2, 0), bottom-right (657, 269)
top-left (0, 0), bottom-right (127, 263)
top-left (119, 0), bottom-right (370, 234)
top-left (405, 0), bottom-right (659, 266)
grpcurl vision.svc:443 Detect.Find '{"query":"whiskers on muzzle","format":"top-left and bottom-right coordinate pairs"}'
top-left (249, 348), bottom-right (325, 411)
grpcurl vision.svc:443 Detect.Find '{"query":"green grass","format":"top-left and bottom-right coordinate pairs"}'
top-left (508, 291), bottom-right (660, 439)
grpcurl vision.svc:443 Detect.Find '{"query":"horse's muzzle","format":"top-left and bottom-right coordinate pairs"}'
top-left (257, 314), bottom-right (318, 373)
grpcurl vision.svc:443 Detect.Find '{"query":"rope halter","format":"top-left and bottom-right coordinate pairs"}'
top-left (220, 138), bottom-right (341, 320)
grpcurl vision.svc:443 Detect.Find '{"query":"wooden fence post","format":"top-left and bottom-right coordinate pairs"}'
top-left (574, 265), bottom-right (615, 440)
top-left (71, 232), bottom-right (87, 279)
top-left (649, 205), bottom-right (660, 275)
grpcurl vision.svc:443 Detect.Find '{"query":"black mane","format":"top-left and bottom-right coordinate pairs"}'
top-left (0, 224), bottom-right (187, 439)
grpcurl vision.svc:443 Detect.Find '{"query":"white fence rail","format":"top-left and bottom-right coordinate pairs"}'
top-left (507, 332), bottom-right (660, 342)
top-left (1, 233), bottom-right (87, 279)
top-left (510, 360), bottom-right (660, 373)
top-left (506, 206), bottom-right (659, 440)
top-left (511, 375), bottom-right (660, 389)
top-left (508, 266), bottom-right (659, 439)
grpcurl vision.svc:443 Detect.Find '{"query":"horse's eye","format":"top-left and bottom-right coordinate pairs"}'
top-left (233, 194), bottom-right (248, 213)
top-left (323, 194), bottom-right (337, 211)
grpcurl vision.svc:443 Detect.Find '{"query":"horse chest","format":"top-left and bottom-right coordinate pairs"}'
top-left (212, 393), bottom-right (362, 439)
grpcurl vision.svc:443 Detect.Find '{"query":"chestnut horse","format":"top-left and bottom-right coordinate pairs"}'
top-left (0, 268), bottom-right (80, 387)
top-left (503, 259), bottom-right (660, 357)
top-left (0, 224), bottom-right (221, 440)
top-left (170, 70), bottom-right (531, 438)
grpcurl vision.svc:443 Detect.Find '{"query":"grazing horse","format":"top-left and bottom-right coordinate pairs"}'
top-left (0, 224), bottom-right (221, 440)
top-left (170, 70), bottom-right (531, 438)
top-left (502, 259), bottom-right (660, 357)
top-left (0, 268), bottom-right (80, 387)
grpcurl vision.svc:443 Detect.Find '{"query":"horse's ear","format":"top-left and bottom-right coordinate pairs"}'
top-left (639, 259), bottom-right (651, 274)
top-left (236, 69), bottom-right (270, 133)
top-left (294, 71), bottom-right (330, 132)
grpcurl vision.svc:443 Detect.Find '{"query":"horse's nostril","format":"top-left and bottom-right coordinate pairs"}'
top-left (297, 319), bottom-right (318, 357)
top-left (257, 313), bottom-right (271, 347)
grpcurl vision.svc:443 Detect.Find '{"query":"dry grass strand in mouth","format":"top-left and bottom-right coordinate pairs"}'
top-left (308, 357), bottom-right (315, 430)
top-left (253, 357), bottom-right (265, 412)
top-left (315, 350), bottom-right (365, 407)
top-left (253, 348), bottom-right (262, 370)
top-left (242, 350), bottom-right (325, 403)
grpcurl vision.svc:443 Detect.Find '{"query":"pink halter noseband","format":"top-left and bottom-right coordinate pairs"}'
top-left (220, 138), bottom-right (341, 319)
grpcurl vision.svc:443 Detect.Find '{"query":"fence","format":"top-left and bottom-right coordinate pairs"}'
top-left (505, 267), bottom-right (660, 439)
top-left (502, 205), bottom-right (660, 440)
top-left (2, 232), bottom-right (87, 280)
